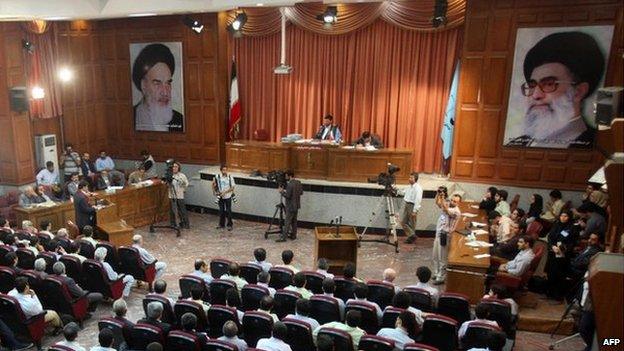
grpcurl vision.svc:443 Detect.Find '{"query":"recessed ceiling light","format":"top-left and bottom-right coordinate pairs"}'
top-left (256, 3), bottom-right (264, 6)
top-left (128, 13), bottom-right (157, 17)
top-left (43, 16), bottom-right (71, 21)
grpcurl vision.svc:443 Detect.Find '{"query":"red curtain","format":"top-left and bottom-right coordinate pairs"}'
top-left (233, 20), bottom-right (462, 173)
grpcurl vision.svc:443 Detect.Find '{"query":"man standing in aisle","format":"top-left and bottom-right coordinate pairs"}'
top-left (277, 170), bottom-right (303, 242)
top-left (431, 187), bottom-right (461, 285)
top-left (402, 172), bottom-right (423, 244)
top-left (169, 162), bottom-right (190, 229)
top-left (213, 165), bottom-right (235, 231)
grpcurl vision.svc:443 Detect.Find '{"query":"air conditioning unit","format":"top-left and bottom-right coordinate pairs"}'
top-left (34, 134), bottom-right (58, 170)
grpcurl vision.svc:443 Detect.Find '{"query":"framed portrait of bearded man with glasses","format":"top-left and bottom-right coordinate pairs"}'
top-left (503, 26), bottom-right (614, 149)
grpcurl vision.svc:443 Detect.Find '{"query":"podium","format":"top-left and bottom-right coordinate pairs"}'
top-left (314, 226), bottom-right (358, 275)
top-left (588, 253), bottom-right (623, 350)
top-left (96, 202), bottom-right (135, 247)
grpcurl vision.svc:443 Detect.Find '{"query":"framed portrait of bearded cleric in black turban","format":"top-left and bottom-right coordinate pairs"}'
top-left (503, 26), bottom-right (614, 149)
top-left (130, 42), bottom-right (184, 132)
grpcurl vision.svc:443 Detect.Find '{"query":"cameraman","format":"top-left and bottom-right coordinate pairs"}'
top-left (213, 165), bottom-right (235, 231)
top-left (169, 162), bottom-right (190, 229)
top-left (431, 186), bottom-right (462, 285)
top-left (402, 172), bottom-right (423, 244)
top-left (277, 170), bottom-right (303, 242)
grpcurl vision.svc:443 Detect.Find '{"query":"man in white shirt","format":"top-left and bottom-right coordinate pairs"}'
top-left (8, 277), bottom-right (62, 331)
top-left (168, 162), bottom-right (189, 229)
top-left (317, 278), bottom-right (345, 320)
top-left (489, 211), bottom-right (514, 244)
top-left (132, 234), bottom-right (167, 279)
top-left (251, 247), bottom-right (273, 273)
top-left (55, 322), bottom-right (86, 351)
top-left (256, 322), bottom-right (292, 351)
top-left (94, 247), bottom-right (135, 297)
top-left (497, 236), bottom-right (535, 277)
top-left (313, 311), bottom-right (365, 350)
top-left (36, 161), bottom-right (60, 186)
top-left (377, 311), bottom-right (416, 350)
top-left (402, 172), bottom-right (423, 244)
top-left (458, 304), bottom-right (499, 339)
top-left (316, 258), bottom-right (334, 279)
top-left (284, 272), bottom-right (313, 299)
top-left (432, 188), bottom-right (462, 284)
top-left (221, 262), bottom-right (248, 292)
top-left (213, 165), bottom-right (236, 230)
top-left (494, 190), bottom-right (511, 217)
top-left (90, 328), bottom-right (116, 351)
top-left (382, 268), bottom-right (401, 293)
top-left (190, 259), bottom-right (213, 285)
top-left (257, 271), bottom-right (276, 297)
top-left (285, 299), bottom-right (321, 331)
top-left (152, 280), bottom-right (176, 307)
top-left (276, 250), bottom-right (300, 274)
top-left (406, 266), bottom-right (439, 304)
top-left (81, 225), bottom-right (98, 247)
top-left (346, 283), bottom-right (383, 322)
top-left (189, 286), bottom-right (210, 315)
top-left (218, 321), bottom-right (248, 351)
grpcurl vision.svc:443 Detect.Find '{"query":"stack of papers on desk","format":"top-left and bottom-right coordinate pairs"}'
top-left (474, 254), bottom-right (491, 259)
top-left (465, 240), bottom-right (493, 248)
top-left (471, 221), bottom-right (487, 228)
top-left (462, 213), bottom-right (478, 218)
top-left (471, 229), bottom-right (489, 235)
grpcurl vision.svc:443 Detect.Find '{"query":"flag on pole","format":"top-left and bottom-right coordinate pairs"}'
top-left (228, 59), bottom-right (241, 140)
top-left (441, 60), bottom-right (460, 160)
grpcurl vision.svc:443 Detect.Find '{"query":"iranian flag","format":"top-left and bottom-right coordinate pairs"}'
top-left (228, 60), bottom-right (241, 140)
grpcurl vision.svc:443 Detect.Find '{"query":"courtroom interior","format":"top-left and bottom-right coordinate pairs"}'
top-left (0, 1), bottom-right (622, 351)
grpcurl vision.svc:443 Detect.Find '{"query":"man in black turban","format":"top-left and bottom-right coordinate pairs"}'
top-left (132, 43), bottom-right (184, 132)
top-left (507, 31), bottom-right (605, 148)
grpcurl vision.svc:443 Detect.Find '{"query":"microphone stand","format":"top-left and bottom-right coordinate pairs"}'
top-left (333, 216), bottom-right (342, 238)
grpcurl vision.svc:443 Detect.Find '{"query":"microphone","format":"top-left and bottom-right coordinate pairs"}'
top-left (338, 216), bottom-right (343, 224)
top-left (329, 219), bottom-right (334, 225)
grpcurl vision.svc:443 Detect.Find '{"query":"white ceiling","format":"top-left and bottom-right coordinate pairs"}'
top-left (0, 0), bottom-right (374, 21)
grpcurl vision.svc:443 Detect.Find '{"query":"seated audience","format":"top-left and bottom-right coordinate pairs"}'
top-left (36, 161), bottom-right (60, 186)
top-left (479, 187), bottom-right (498, 213)
top-left (8, 277), bottom-right (62, 332)
top-left (494, 190), bottom-right (511, 217)
top-left (526, 194), bottom-right (543, 224)
top-left (33, 258), bottom-right (49, 279)
top-left (570, 233), bottom-right (603, 278)
top-left (128, 165), bottom-right (147, 184)
top-left (458, 303), bottom-right (499, 339)
top-left (276, 249), bottom-right (300, 273)
top-left (546, 210), bottom-right (578, 301)
top-left (377, 310), bottom-right (417, 350)
top-left (406, 266), bottom-right (439, 304)
top-left (218, 320), bottom-right (248, 351)
top-left (132, 234), bottom-right (167, 279)
top-left (19, 186), bottom-right (51, 207)
top-left (66, 172), bottom-right (81, 197)
top-left (54, 322), bottom-right (86, 351)
top-left (491, 222), bottom-right (522, 261)
top-left (190, 259), bottom-right (213, 284)
top-left (313, 310), bottom-right (365, 350)
top-left (316, 335), bottom-right (334, 351)
top-left (497, 235), bottom-right (535, 277)
top-left (221, 262), bottom-right (248, 292)
top-left (285, 298), bottom-right (321, 331)
top-left (53, 262), bottom-right (103, 312)
top-left (386, 291), bottom-right (425, 326)
top-left (49, 240), bottom-right (68, 259)
top-left (256, 321), bottom-right (292, 351)
top-left (39, 220), bottom-right (54, 239)
top-left (251, 247), bottom-right (273, 273)
top-left (0, 318), bottom-right (33, 351)
top-left (138, 301), bottom-right (172, 335)
top-left (225, 288), bottom-right (244, 321)
top-left (146, 342), bottom-right (163, 351)
top-left (180, 312), bottom-right (208, 344)
top-left (5, 252), bottom-right (23, 274)
top-left (257, 271), bottom-right (276, 297)
top-left (188, 285), bottom-right (210, 314)
top-left (0, 216), bottom-right (14, 234)
top-left (318, 278), bottom-right (345, 320)
top-left (353, 131), bottom-right (383, 149)
top-left (96, 170), bottom-right (112, 190)
top-left (80, 225), bottom-right (98, 247)
top-left (541, 189), bottom-right (564, 223)
top-left (94, 247), bottom-right (135, 298)
top-left (95, 151), bottom-right (126, 185)
top-left (483, 284), bottom-right (518, 317)
top-left (576, 203), bottom-right (606, 240)
top-left (347, 283), bottom-right (383, 321)
top-left (343, 261), bottom-right (363, 283)
top-left (382, 268), bottom-right (401, 293)
top-left (21, 220), bottom-right (38, 235)
top-left (153, 279), bottom-right (176, 306)
top-left (90, 328), bottom-right (115, 351)
top-left (66, 242), bottom-right (87, 263)
top-left (489, 211), bottom-right (514, 244)
top-left (285, 272), bottom-right (313, 299)
top-left (316, 258), bottom-right (334, 279)
top-left (257, 295), bottom-right (279, 322)
top-left (510, 208), bottom-right (525, 224)
top-left (582, 182), bottom-right (608, 209)
top-left (111, 298), bottom-right (134, 343)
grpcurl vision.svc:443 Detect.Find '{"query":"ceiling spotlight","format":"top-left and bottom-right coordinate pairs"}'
top-left (228, 12), bottom-right (248, 36)
top-left (183, 15), bottom-right (204, 34)
top-left (432, 0), bottom-right (448, 28)
top-left (31, 86), bottom-right (45, 100)
top-left (316, 6), bottom-right (337, 26)
top-left (58, 67), bottom-right (73, 82)
top-left (22, 39), bottom-right (34, 54)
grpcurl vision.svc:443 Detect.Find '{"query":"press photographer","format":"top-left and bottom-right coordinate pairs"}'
top-left (431, 185), bottom-right (461, 285)
top-left (277, 169), bottom-right (303, 242)
top-left (213, 165), bottom-right (236, 231)
top-left (166, 160), bottom-right (190, 229)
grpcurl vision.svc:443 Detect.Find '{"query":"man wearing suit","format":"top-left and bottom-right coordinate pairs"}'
top-left (138, 301), bottom-right (172, 335)
top-left (570, 233), bottom-right (602, 278)
top-left (73, 180), bottom-right (96, 232)
top-left (277, 170), bottom-right (303, 242)
top-left (112, 298), bottom-right (134, 344)
top-left (313, 114), bottom-right (342, 142)
top-left (52, 261), bottom-right (103, 312)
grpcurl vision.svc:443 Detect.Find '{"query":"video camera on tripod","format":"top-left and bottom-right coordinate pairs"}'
top-left (267, 169), bottom-right (288, 188)
top-left (368, 163), bottom-right (400, 196)
top-left (162, 158), bottom-right (175, 183)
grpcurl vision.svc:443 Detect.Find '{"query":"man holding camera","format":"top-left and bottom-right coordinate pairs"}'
top-left (402, 172), bottom-right (423, 244)
top-left (431, 186), bottom-right (461, 285)
top-left (169, 162), bottom-right (190, 229)
top-left (213, 165), bottom-right (235, 231)
top-left (277, 170), bottom-right (303, 242)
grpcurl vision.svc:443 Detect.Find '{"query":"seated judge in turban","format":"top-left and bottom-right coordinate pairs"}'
top-left (507, 31), bottom-right (605, 148)
top-left (132, 43), bottom-right (184, 132)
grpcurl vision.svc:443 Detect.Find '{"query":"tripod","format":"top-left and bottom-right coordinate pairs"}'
top-left (358, 188), bottom-right (399, 253)
top-left (265, 198), bottom-right (285, 239)
top-left (149, 180), bottom-right (181, 237)
top-left (548, 278), bottom-right (584, 350)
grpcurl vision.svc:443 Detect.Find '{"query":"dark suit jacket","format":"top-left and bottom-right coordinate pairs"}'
top-left (314, 125), bottom-right (340, 140)
top-left (114, 316), bottom-right (135, 343)
top-left (80, 160), bottom-right (96, 176)
top-left (282, 179), bottom-right (303, 212)
top-left (137, 317), bottom-right (171, 335)
top-left (73, 191), bottom-right (96, 231)
top-left (353, 135), bottom-right (384, 148)
top-left (570, 245), bottom-right (602, 275)
top-left (56, 274), bottom-right (86, 299)
top-left (96, 174), bottom-right (112, 190)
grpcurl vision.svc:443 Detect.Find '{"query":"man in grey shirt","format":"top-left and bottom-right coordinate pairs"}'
top-left (498, 236), bottom-right (535, 277)
top-left (218, 321), bottom-right (248, 351)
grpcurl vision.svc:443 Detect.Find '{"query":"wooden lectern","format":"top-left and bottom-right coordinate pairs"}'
top-left (588, 252), bottom-right (623, 350)
top-left (314, 226), bottom-right (358, 275)
top-left (95, 201), bottom-right (135, 247)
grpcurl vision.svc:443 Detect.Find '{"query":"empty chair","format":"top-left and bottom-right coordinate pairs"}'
top-left (282, 317), bottom-right (315, 351)
top-left (58, 255), bottom-right (84, 285)
top-left (98, 316), bottom-right (128, 350)
top-left (174, 300), bottom-right (209, 332)
top-left (78, 240), bottom-right (95, 259)
top-left (0, 267), bottom-right (15, 293)
top-left (334, 277), bottom-right (357, 302)
top-left (381, 307), bottom-right (405, 329)
top-left (273, 289), bottom-right (300, 319)
top-left (240, 263), bottom-right (261, 284)
top-left (15, 248), bottom-right (35, 270)
top-left (404, 287), bottom-right (434, 312)
top-left (0, 294), bottom-right (46, 349)
top-left (204, 339), bottom-right (240, 351)
top-left (462, 321), bottom-right (503, 350)
top-left (96, 242), bottom-right (120, 270)
top-left (346, 300), bottom-right (380, 334)
top-left (179, 274), bottom-right (208, 301)
top-left (310, 295), bottom-right (342, 325)
top-left (210, 258), bottom-right (232, 279)
top-left (35, 252), bottom-right (56, 274)
top-left (143, 294), bottom-right (177, 326)
top-left (436, 292), bottom-right (470, 325)
top-left (404, 343), bottom-right (440, 351)
top-left (82, 259), bottom-right (124, 300)
top-left (38, 276), bottom-right (89, 322)
top-left (166, 330), bottom-right (201, 351)
top-left (480, 298), bottom-right (516, 340)
top-left (207, 305), bottom-right (240, 338)
top-left (318, 327), bottom-right (354, 351)
top-left (419, 314), bottom-right (458, 351)
top-left (358, 335), bottom-right (396, 351)
top-left (210, 279), bottom-right (237, 305)
top-left (128, 323), bottom-right (165, 350)
top-left (302, 271), bottom-right (325, 294)
top-left (366, 280), bottom-right (395, 310)
top-left (242, 311), bottom-right (273, 347)
top-left (269, 267), bottom-right (293, 290)
top-left (241, 284), bottom-right (269, 311)
top-left (118, 246), bottom-right (156, 290)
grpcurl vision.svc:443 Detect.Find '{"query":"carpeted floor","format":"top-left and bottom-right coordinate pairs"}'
top-left (34, 212), bottom-right (585, 350)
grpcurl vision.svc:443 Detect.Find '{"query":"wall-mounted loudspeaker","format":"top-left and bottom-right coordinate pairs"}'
top-left (595, 86), bottom-right (623, 126)
top-left (9, 86), bottom-right (28, 112)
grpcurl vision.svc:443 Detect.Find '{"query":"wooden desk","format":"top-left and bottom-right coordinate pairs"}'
top-left (14, 183), bottom-right (168, 230)
top-left (225, 141), bottom-right (413, 183)
top-left (98, 221), bottom-right (134, 247)
top-left (446, 202), bottom-right (490, 304)
top-left (314, 226), bottom-right (358, 275)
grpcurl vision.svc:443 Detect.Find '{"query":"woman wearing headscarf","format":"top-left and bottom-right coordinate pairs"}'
top-left (545, 210), bottom-right (579, 301)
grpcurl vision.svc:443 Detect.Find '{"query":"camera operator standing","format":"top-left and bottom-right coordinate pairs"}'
top-left (277, 169), bottom-right (303, 242)
top-left (402, 172), bottom-right (423, 244)
top-left (432, 186), bottom-right (462, 285)
top-left (169, 162), bottom-right (190, 229)
top-left (213, 165), bottom-right (235, 231)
